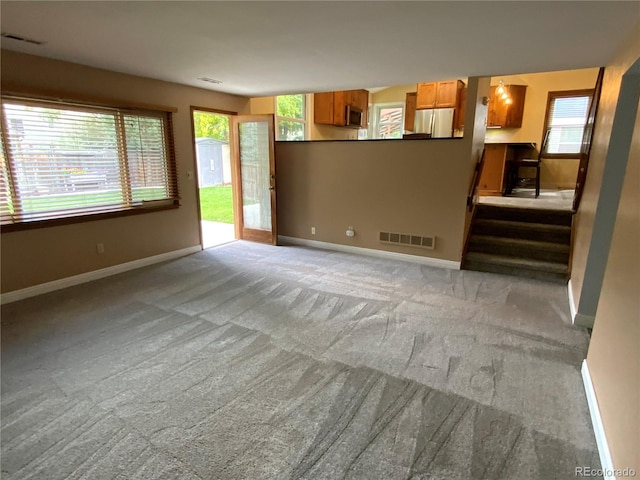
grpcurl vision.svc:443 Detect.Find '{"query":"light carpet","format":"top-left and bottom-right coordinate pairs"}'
top-left (1, 241), bottom-right (601, 479)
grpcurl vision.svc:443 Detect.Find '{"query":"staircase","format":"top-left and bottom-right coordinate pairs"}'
top-left (463, 204), bottom-right (572, 283)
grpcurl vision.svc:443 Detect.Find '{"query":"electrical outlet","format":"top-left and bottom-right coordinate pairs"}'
top-left (96, 243), bottom-right (105, 254)
top-left (311, 227), bottom-right (316, 235)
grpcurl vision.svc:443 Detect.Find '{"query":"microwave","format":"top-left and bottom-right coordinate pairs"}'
top-left (345, 105), bottom-right (363, 128)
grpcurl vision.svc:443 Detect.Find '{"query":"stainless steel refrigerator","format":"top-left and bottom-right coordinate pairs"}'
top-left (413, 108), bottom-right (455, 138)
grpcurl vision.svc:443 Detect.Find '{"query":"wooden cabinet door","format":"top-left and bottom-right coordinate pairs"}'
top-left (478, 144), bottom-right (507, 195)
top-left (487, 85), bottom-right (526, 128)
top-left (435, 80), bottom-right (459, 108)
top-left (355, 89), bottom-right (369, 127)
top-left (504, 85), bottom-right (527, 128)
top-left (416, 82), bottom-right (437, 109)
top-left (454, 87), bottom-right (466, 131)
top-left (487, 86), bottom-right (507, 127)
top-left (313, 92), bottom-right (334, 125)
top-left (332, 91), bottom-right (348, 126)
top-left (404, 92), bottom-right (417, 132)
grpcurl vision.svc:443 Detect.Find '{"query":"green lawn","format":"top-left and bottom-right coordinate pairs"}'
top-left (13, 187), bottom-right (168, 214)
top-left (199, 185), bottom-right (234, 223)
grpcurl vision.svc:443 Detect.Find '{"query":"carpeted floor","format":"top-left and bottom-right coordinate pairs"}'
top-left (1, 241), bottom-right (601, 479)
top-left (479, 188), bottom-right (574, 211)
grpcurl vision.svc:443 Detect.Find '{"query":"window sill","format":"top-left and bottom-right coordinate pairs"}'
top-left (1, 201), bottom-right (179, 233)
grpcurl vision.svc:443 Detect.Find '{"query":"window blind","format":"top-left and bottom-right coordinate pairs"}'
top-left (0, 97), bottom-right (177, 226)
top-left (544, 93), bottom-right (592, 155)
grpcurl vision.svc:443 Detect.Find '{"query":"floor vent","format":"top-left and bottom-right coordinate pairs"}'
top-left (379, 232), bottom-right (436, 250)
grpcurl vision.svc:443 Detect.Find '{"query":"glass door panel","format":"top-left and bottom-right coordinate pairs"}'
top-left (231, 115), bottom-right (276, 244)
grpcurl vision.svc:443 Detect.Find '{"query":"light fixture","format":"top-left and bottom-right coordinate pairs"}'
top-left (495, 80), bottom-right (512, 105)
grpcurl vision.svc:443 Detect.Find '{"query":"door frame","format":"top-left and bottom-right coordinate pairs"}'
top-left (189, 106), bottom-right (237, 248)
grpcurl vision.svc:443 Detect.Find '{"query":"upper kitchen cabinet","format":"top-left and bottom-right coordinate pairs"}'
top-left (404, 92), bottom-right (417, 132)
top-left (416, 80), bottom-right (465, 109)
top-left (314, 89), bottom-right (369, 128)
top-left (454, 86), bottom-right (466, 131)
top-left (487, 85), bottom-right (527, 128)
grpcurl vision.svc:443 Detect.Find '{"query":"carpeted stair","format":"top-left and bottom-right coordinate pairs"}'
top-left (463, 204), bottom-right (572, 283)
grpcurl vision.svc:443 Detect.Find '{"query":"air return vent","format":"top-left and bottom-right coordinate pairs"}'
top-left (379, 231), bottom-right (436, 250)
top-left (1, 32), bottom-right (45, 45)
top-left (197, 76), bottom-right (223, 84)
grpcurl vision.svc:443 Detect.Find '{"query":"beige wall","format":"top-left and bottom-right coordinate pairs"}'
top-left (371, 84), bottom-right (417, 104)
top-left (569, 26), bottom-right (639, 473)
top-left (248, 96), bottom-right (275, 115)
top-left (0, 50), bottom-right (250, 293)
top-left (275, 77), bottom-right (489, 263)
top-left (485, 68), bottom-right (599, 189)
top-left (275, 140), bottom-right (469, 261)
top-left (587, 95), bottom-right (639, 474)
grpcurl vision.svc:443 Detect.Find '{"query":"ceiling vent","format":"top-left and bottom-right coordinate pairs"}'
top-left (1, 32), bottom-right (45, 45)
top-left (197, 77), bottom-right (222, 84)
top-left (379, 231), bottom-right (436, 250)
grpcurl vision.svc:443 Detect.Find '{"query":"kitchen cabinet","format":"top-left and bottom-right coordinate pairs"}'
top-left (416, 80), bottom-right (465, 110)
top-left (314, 89), bottom-right (369, 128)
top-left (487, 85), bottom-right (527, 128)
top-left (416, 83), bottom-right (437, 109)
top-left (478, 144), bottom-right (508, 195)
top-left (404, 92), bottom-right (417, 132)
top-left (454, 87), bottom-right (466, 131)
top-left (478, 143), bottom-right (537, 196)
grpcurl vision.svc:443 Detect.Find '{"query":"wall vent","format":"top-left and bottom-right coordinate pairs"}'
top-left (1, 32), bottom-right (45, 45)
top-left (197, 76), bottom-right (223, 84)
top-left (379, 231), bottom-right (436, 250)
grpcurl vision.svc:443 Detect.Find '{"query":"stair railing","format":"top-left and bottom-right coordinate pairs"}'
top-left (467, 148), bottom-right (486, 212)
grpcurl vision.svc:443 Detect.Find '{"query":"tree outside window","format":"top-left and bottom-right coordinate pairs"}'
top-left (275, 95), bottom-right (306, 141)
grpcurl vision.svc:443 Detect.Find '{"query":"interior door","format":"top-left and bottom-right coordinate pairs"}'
top-left (230, 114), bottom-right (277, 244)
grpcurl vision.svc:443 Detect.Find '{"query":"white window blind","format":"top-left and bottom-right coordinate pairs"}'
top-left (544, 92), bottom-right (592, 155)
top-left (375, 106), bottom-right (404, 139)
top-left (0, 97), bottom-right (177, 227)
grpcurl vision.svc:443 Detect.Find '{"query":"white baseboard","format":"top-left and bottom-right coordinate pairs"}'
top-left (1, 245), bottom-right (202, 305)
top-left (568, 279), bottom-right (596, 328)
top-left (278, 236), bottom-right (460, 270)
top-left (582, 360), bottom-right (616, 480)
top-left (568, 279), bottom-right (578, 321)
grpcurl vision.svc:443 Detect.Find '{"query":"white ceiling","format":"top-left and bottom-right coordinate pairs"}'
top-left (1, 1), bottom-right (638, 97)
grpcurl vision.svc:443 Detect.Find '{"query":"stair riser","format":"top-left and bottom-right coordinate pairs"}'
top-left (468, 241), bottom-right (570, 263)
top-left (472, 225), bottom-right (571, 244)
top-left (476, 207), bottom-right (572, 226)
top-left (463, 260), bottom-right (568, 284)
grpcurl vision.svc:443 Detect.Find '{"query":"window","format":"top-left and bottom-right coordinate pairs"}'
top-left (0, 96), bottom-right (177, 228)
top-left (275, 94), bottom-right (306, 141)
top-left (369, 103), bottom-right (404, 139)
top-left (542, 90), bottom-right (593, 157)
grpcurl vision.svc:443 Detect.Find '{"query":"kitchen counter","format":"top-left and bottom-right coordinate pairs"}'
top-left (275, 136), bottom-right (464, 143)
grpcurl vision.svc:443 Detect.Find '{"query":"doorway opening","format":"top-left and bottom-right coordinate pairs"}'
top-left (192, 109), bottom-right (235, 248)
